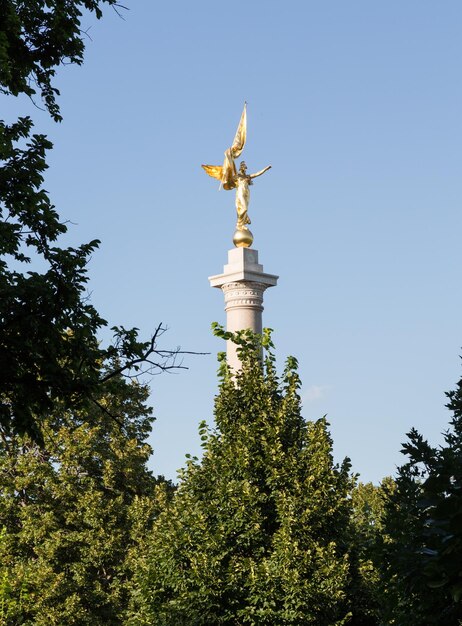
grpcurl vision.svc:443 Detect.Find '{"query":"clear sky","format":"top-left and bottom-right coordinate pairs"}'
top-left (4, 1), bottom-right (462, 484)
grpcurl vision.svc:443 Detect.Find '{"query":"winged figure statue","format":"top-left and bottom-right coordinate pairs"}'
top-left (202, 104), bottom-right (271, 243)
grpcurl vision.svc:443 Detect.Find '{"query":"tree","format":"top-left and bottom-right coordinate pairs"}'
top-left (0, 1), bottom-right (185, 442)
top-left (0, 371), bottom-right (173, 625)
top-left (0, 0), bottom-right (121, 122)
top-left (379, 368), bottom-right (462, 626)
top-left (129, 329), bottom-right (360, 626)
top-left (347, 479), bottom-right (393, 626)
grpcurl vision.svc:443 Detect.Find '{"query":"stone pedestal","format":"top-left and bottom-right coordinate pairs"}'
top-left (209, 248), bottom-right (278, 371)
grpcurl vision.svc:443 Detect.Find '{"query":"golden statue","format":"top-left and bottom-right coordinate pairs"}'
top-left (202, 103), bottom-right (271, 247)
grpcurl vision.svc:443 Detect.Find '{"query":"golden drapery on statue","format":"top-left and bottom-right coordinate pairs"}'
top-left (202, 103), bottom-right (271, 248)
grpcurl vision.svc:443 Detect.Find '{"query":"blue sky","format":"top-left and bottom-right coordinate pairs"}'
top-left (5, 1), bottom-right (462, 483)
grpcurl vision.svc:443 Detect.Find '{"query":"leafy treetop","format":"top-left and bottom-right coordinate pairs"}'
top-left (130, 328), bottom-right (359, 626)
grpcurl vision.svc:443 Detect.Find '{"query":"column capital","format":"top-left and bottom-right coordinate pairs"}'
top-left (221, 281), bottom-right (266, 312)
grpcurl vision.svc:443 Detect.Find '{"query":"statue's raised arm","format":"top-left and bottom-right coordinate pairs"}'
top-left (202, 103), bottom-right (271, 248)
top-left (250, 165), bottom-right (272, 180)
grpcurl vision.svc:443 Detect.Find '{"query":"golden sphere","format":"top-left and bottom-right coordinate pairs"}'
top-left (233, 227), bottom-right (253, 248)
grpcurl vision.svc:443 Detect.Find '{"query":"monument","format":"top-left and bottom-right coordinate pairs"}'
top-left (204, 104), bottom-right (278, 370)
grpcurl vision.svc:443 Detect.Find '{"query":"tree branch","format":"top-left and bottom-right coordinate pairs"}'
top-left (101, 322), bottom-right (208, 383)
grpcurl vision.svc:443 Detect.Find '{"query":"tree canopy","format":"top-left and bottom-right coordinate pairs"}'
top-left (0, 1), bottom-right (186, 442)
top-left (0, 0), bottom-right (120, 121)
top-left (379, 369), bottom-right (462, 625)
top-left (0, 370), bottom-right (173, 625)
top-left (129, 329), bottom-right (369, 625)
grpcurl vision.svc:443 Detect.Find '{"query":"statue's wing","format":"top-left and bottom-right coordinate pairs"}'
top-left (229, 102), bottom-right (247, 159)
top-left (202, 164), bottom-right (223, 180)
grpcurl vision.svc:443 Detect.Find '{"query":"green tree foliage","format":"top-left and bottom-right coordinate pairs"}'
top-left (0, 525), bottom-right (31, 625)
top-left (0, 372), bottom-right (172, 625)
top-left (348, 479), bottom-right (393, 626)
top-left (129, 328), bottom-right (360, 626)
top-left (0, 1), bottom-right (182, 442)
top-left (0, 0), bottom-right (120, 121)
top-left (379, 369), bottom-right (462, 626)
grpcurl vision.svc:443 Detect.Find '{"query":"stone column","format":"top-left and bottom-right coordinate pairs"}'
top-left (209, 248), bottom-right (278, 371)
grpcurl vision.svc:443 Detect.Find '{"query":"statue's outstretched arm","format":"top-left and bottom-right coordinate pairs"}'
top-left (250, 165), bottom-right (272, 179)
